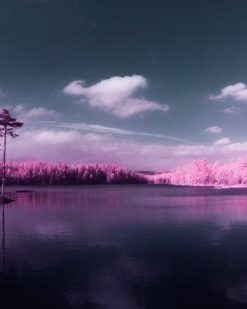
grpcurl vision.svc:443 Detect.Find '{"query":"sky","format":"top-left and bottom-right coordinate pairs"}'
top-left (1, 0), bottom-right (247, 170)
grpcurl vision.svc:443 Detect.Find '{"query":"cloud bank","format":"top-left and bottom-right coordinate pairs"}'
top-left (6, 125), bottom-right (247, 171)
top-left (63, 75), bottom-right (169, 117)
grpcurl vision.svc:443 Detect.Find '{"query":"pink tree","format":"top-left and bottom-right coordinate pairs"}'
top-left (0, 109), bottom-right (23, 195)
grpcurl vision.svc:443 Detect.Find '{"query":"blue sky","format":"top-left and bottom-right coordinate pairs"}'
top-left (1, 0), bottom-right (247, 170)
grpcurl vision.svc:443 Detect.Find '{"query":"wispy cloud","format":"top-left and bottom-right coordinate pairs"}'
top-left (63, 75), bottom-right (169, 117)
top-left (210, 83), bottom-right (247, 101)
top-left (204, 126), bottom-right (222, 134)
top-left (46, 121), bottom-right (190, 143)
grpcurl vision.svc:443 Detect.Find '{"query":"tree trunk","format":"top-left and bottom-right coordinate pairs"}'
top-left (1, 127), bottom-right (7, 196)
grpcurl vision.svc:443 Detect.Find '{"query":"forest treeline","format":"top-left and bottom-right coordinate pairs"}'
top-left (3, 159), bottom-right (247, 186)
top-left (2, 161), bottom-right (147, 185)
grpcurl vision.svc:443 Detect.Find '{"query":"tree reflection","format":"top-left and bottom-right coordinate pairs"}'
top-left (1, 203), bottom-right (5, 274)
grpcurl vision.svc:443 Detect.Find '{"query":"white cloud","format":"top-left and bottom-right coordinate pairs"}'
top-left (210, 82), bottom-right (247, 101)
top-left (63, 75), bottom-right (169, 117)
top-left (214, 137), bottom-right (231, 145)
top-left (12, 105), bottom-right (60, 122)
top-left (64, 75), bottom-right (147, 100)
top-left (36, 130), bottom-right (79, 144)
top-left (112, 98), bottom-right (169, 117)
top-left (204, 126), bottom-right (222, 134)
top-left (227, 142), bottom-right (247, 152)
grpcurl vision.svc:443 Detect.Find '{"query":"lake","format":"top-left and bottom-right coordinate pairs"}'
top-left (1, 185), bottom-right (247, 308)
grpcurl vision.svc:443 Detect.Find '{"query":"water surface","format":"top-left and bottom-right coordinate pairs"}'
top-left (1, 185), bottom-right (247, 308)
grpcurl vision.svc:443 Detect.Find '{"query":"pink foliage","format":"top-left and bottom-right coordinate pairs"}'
top-left (148, 158), bottom-right (247, 186)
top-left (2, 161), bottom-right (147, 185)
top-left (3, 158), bottom-right (247, 186)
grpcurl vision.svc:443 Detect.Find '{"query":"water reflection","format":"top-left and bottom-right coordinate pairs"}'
top-left (1, 203), bottom-right (5, 274)
top-left (1, 186), bottom-right (247, 308)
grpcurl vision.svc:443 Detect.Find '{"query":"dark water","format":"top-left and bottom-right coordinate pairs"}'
top-left (1, 186), bottom-right (247, 308)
